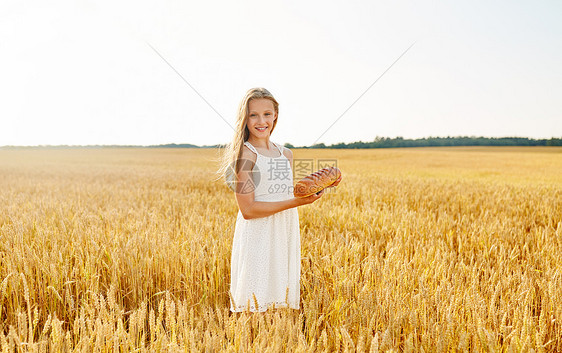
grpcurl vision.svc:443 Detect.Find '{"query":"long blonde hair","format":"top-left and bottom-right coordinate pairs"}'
top-left (214, 87), bottom-right (279, 190)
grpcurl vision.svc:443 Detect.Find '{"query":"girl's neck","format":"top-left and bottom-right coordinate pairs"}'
top-left (247, 136), bottom-right (273, 150)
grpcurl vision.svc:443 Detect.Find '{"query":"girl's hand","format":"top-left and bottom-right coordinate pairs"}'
top-left (295, 189), bottom-right (325, 206)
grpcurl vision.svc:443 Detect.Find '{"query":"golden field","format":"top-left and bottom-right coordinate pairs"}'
top-left (0, 146), bottom-right (561, 352)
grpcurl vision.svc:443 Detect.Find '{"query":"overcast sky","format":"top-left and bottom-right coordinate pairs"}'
top-left (1, 0), bottom-right (561, 147)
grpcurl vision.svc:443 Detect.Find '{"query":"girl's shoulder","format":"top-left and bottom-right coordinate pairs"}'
top-left (279, 143), bottom-right (293, 160)
top-left (241, 143), bottom-right (257, 162)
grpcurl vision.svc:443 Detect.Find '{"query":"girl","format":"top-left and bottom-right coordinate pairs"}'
top-left (216, 87), bottom-right (341, 312)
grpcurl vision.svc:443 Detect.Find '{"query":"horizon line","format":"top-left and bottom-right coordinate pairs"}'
top-left (1, 135), bottom-right (561, 149)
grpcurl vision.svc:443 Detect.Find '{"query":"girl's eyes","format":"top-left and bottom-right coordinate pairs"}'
top-left (250, 113), bottom-right (272, 117)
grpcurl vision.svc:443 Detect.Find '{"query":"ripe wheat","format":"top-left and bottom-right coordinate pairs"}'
top-left (0, 146), bottom-right (560, 351)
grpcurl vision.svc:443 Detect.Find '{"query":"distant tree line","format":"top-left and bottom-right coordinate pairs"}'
top-left (3, 136), bottom-right (561, 149)
top-left (283, 136), bottom-right (562, 149)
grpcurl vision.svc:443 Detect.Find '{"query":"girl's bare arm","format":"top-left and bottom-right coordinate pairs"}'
top-left (235, 146), bottom-right (322, 220)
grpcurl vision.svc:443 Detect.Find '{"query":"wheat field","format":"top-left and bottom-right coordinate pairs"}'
top-left (0, 146), bottom-right (561, 352)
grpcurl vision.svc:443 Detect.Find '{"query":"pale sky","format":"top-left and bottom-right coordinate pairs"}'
top-left (1, 0), bottom-right (561, 147)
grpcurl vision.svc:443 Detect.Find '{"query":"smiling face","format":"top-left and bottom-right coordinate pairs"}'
top-left (246, 98), bottom-right (277, 139)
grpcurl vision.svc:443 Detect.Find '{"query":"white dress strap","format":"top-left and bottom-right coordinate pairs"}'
top-left (273, 142), bottom-right (284, 155)
top-left (244, 141), bottom-right (259, 155)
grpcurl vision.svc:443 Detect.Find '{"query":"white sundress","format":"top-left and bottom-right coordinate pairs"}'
top-left (229, 140), bottom-right (301, 312)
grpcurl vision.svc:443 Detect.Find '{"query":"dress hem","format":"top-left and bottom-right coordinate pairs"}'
top-left (229, 301), bottom-right (300, 313)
